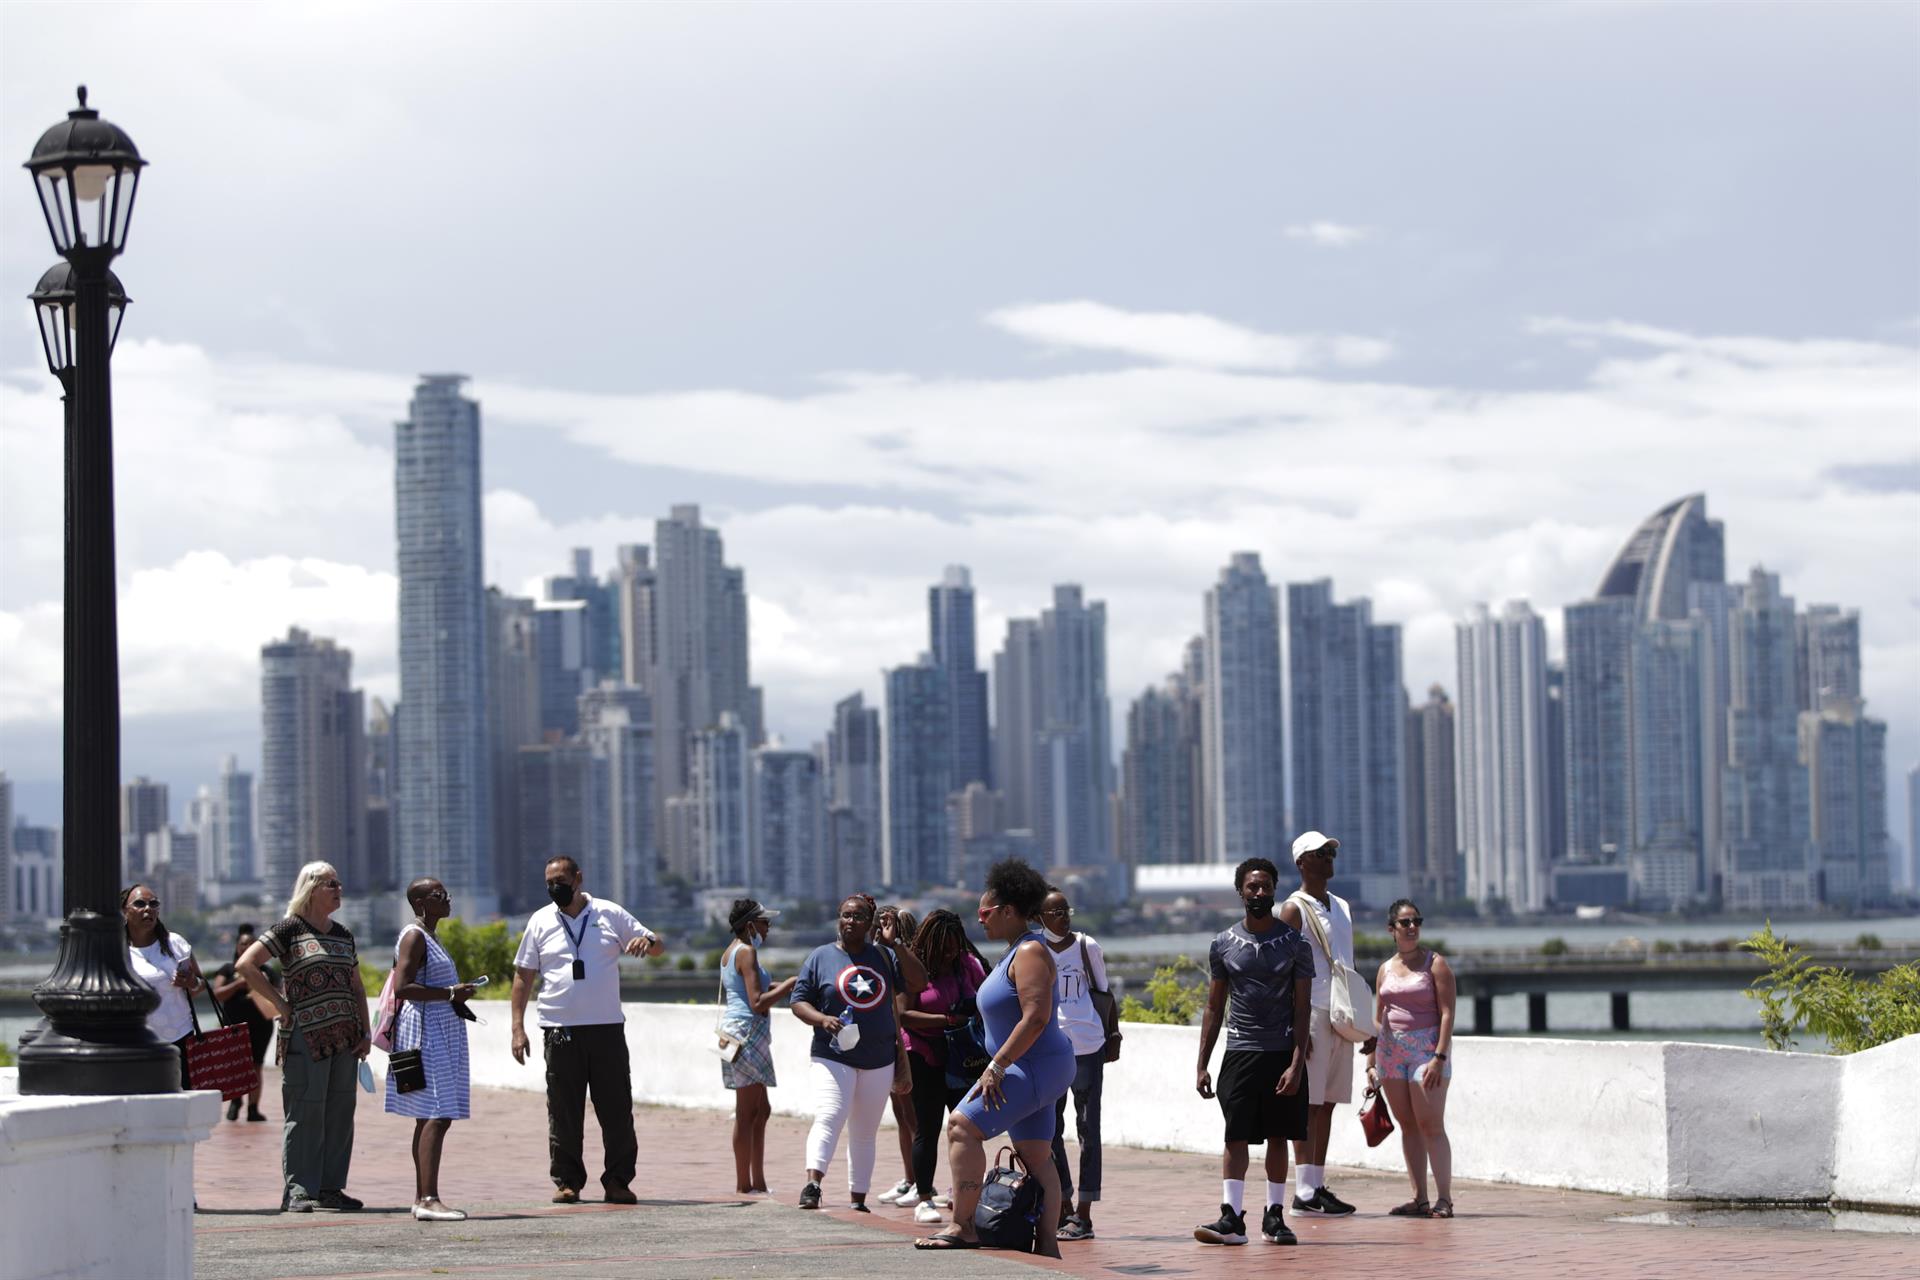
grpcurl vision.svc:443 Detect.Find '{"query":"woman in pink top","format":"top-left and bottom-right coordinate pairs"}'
top-left (1364, 899), bottom-right (1456, 1218)
top-left (894, 910), bottom-right (988, 1224)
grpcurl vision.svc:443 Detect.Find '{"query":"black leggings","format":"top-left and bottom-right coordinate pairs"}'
top-left (908, 1051), bottom-right (965, 1196)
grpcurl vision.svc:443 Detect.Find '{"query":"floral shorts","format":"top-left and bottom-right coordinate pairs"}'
top-left (1376, 1025), bottom-right (1450, 1082)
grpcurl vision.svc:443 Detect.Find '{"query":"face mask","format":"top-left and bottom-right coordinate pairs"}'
top-left (1244, 894), bottom-right (1275, 917)
top-left (1043, 926), bottom-right (1071, 945)
top-left (548, 882), bottom-right (576, 909)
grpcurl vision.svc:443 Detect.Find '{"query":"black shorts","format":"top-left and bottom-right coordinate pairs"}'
top-left (1218, 1048), bottom-right (1308, 1145)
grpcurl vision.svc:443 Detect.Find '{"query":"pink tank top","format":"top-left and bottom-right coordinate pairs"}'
top-left (1378, 951), bottom-right (1440, 1033)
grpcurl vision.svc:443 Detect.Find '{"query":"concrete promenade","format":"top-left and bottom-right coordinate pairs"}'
top-left (192, 1079), bottom-right (1914, 1280)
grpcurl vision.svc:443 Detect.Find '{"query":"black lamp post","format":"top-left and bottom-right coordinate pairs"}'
top-left (17, 87), bottom-right (177, 1095)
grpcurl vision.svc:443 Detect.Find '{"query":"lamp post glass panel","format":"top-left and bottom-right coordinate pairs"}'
top-left (17, 88), bottom-right (177, 1096)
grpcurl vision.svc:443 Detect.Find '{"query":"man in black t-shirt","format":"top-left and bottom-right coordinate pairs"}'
top-left (1192, 858), bottom-right (1313, 1247)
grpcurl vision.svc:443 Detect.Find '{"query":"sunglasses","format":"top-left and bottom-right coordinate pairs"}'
top-left (1393, 916), bottom-right (1424, 929)
top-left (424, 889), bottom-right (450, 901)
top-left (128, 897), bottom-right (159, 910)
top-left (320, 879), bottom-right (343, 890)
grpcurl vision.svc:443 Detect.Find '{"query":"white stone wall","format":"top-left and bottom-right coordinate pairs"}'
top-left (397, 1006), bottom-right (1918, 1208)
top-left (0, 1079), bottom-right (221, 1280)
top-left (1832, 1033), bottom-right (1920, 1209)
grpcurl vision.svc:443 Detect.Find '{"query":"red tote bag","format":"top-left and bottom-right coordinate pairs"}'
top-left (184, 988), bottom-right (260, 1101)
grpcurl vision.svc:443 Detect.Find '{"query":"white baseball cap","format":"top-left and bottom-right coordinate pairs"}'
top-left (1291, 831), bottom-right (1340, 862)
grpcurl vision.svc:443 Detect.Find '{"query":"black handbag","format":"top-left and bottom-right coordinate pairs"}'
top-left (972, 1147), bottom-right (1042, 1251)
top-left (943, 1016), bottom-right (990, 1090)
top-left (389, 1045), bottom-right (427, 1093)
top-left (1079, 935), bottom-right (1123, 1063)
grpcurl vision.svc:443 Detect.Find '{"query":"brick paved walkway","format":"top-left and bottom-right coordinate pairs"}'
top-left (193, 1078), bottom-right (1914, 1279)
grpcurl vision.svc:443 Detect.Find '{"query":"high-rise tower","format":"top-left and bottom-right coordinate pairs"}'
top-left (1202, 554), bottom-right (1285, 862)
top-left (395, 374), bottom-right (494, 914)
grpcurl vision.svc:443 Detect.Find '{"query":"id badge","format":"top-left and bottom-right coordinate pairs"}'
top-left (572, 959), bottom-right (586, 980)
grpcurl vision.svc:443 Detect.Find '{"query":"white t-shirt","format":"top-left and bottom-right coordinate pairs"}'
top-left (1050, 932), bottom-right (1110, 1057)
top-left (513, 894), bottom-right (654, 1028)
top-left (1296, 892), bottom-right (1355, 1011)
top-left (129, 935), bottom-right (195, 1043)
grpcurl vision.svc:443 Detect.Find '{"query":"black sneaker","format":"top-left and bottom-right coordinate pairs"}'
top-left (1315, 1186), bottom-right (1357, 1216)
top-left (316, 1190), bottom-right (363, 1212)
top-left (849, 1202), bottom-right (871, 1213)
top-left (798, 1181), bottom-right (822, 1210)
top-left (1292, 1190), bottom-right (1328, 1216)
top-left (1262, 1205), bottom-right (1297, 1244)
top-left (284, 1195), bottom-right (318, 1214)
top-left (1194, 1204), bottom-right (1247, 1245)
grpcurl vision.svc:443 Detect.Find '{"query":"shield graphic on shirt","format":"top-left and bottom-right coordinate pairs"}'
top-left (836, 964), bottom-right (888, 1011)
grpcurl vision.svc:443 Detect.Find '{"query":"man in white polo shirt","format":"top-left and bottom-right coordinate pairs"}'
top-left (1277, 830), bottom-right (1373, 1218)
top-left (511, 855), bottom-right (666, 1205)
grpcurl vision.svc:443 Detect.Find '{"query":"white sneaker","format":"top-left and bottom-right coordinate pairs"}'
top-left (876, 1178), bottom-right (913, 1205)
top-left (930, 1194), bottom-right (953, 1209)
top-left (411, 1202), bottom-right (467, 1222)
top-left (895, 1190), bottom-right (924, 1210)
top-left (914, 1200), bottom-right (945, 1225)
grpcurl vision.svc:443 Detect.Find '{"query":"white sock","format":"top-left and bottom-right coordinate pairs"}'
top-left (1268, 1181), bottom-right (1289, 1208)
top-left (1300, 1164), bottom-right (1322, 1192)
top-left (1222, 1179), bottom-right (1245, 1213)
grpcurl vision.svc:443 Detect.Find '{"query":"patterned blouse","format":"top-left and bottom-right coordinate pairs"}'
top-left (261, 915), bottom-right (364, 1062)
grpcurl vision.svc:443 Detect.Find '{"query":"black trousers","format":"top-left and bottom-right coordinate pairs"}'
top-left (544, 1024), bottom-right (638, 1192)
top-left (909, 1051), bottom-right (966, 1196)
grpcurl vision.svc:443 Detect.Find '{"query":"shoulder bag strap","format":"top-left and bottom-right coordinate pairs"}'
top-left (1077, 934), bottom-right (1105, 994)
top-left (1288, 890), bottom-right (1333, 959)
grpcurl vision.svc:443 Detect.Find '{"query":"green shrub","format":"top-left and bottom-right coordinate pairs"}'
top-left (439, 919), bottom-right (518, 998)
top-left (0, 1041), bottom-right (15, 1067)
top-left (1744, 922), bottom-right (1920, 1054)
top-left (676, 955), bottom-right (696, 972)
top-left (1651, 939), bottom-right (1677, 955)
top-left (1118, 956), bottom-right (1207, 1026)
top-left (1855, 932), bottom-right (1883, 952)
top-left (702, 948), bottom-right (726, 971)
top-left (1539, 937), bottom-right (1568, 957)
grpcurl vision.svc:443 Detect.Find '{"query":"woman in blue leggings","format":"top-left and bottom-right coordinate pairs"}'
top-left (914, 858), bottom-right (1075, 1256)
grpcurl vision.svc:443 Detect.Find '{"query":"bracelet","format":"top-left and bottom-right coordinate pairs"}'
top-left (1433, 1051), bottom-right (1448, 1060)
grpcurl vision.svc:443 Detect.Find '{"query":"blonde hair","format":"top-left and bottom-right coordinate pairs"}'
top-left (287, 861), bottom-right (340, 919)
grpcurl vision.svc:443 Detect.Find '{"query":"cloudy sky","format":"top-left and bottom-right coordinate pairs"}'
top-left (2, 2), bottom-right (1916, 854)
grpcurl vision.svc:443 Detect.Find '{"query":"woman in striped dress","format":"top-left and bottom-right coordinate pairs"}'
top-left (385, 878), bottom-right (476, 1222)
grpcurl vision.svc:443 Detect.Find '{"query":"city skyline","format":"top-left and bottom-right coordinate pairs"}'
top-left (1, 5), bottom-right (1915, 853)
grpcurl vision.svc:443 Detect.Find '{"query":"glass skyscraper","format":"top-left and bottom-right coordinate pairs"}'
top-left (395, 374), bottom-right (495, 915)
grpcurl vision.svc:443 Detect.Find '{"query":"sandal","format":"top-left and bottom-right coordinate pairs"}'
top-left (1389, 1198), bottom-right (1432, 1217)
top-left (914, 1230), bottom-right (979, 1250)
top-left (1431, 1198), bottom-right (1454, 1218)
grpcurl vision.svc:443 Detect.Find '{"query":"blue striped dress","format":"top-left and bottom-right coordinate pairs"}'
top-left (384, 927), bottom-right (471, 1120)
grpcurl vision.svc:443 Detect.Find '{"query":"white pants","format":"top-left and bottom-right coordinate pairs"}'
top-left (804, 1057), bottom-right (893, 1194)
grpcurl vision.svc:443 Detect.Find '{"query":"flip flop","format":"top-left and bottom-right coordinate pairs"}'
top-left (914, 1232), bottom-right (980, 1250)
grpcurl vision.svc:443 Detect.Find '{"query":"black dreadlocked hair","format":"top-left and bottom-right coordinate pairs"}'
top-left (910, 908), bottom-right (985, 978)
top-left (120, 883), bottom-right (175, 959)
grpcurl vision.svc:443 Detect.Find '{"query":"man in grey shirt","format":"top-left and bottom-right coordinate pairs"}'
top-left (1192, 857), bottom-right (1313, 1247)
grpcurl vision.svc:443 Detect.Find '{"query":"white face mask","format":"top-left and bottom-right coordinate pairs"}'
top-left (1043, 926), bottom-right (1071, 945)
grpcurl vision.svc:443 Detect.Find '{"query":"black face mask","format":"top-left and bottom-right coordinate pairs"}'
top-left (548, 881), bottom-right (576, 909)
top-left (1244, 894), bottom-right (1275, 918)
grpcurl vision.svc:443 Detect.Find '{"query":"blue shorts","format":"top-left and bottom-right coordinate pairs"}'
top-left (955, 1050), bottom-right (1076, 1143)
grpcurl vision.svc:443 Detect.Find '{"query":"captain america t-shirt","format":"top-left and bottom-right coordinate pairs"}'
top-left (791, 941), bottom-right (902, 1070)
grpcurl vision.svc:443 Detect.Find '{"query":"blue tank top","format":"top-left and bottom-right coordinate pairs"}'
top-left (977, 931), bottom-right (1074, 1062)
top-left (719, 940), bottom-right (768, 1035)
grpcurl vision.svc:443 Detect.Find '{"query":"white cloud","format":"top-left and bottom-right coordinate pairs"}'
top-left (1284, 221), bottom-right (1371, 248)
top-left (983, 301), bottom-right (1393, 371)
top-left (0, 551), bottom-right (396, 724)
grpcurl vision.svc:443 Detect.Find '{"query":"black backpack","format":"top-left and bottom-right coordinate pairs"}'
top-left (972, 1147), bottom-right (1041, 1251)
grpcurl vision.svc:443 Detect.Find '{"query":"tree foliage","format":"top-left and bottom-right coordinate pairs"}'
top-left (1117, 955), bottom-right (1207, 1026)
top-left (1743, 922), bottom-right (1920, 1054)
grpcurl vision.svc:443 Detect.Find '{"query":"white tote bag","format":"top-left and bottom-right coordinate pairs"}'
top-left (1288, 891), bottom-right (1376, 1043)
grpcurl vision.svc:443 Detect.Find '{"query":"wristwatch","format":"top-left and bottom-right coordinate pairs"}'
top-left (1432, 1051), bottom-right (1448, 1060)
